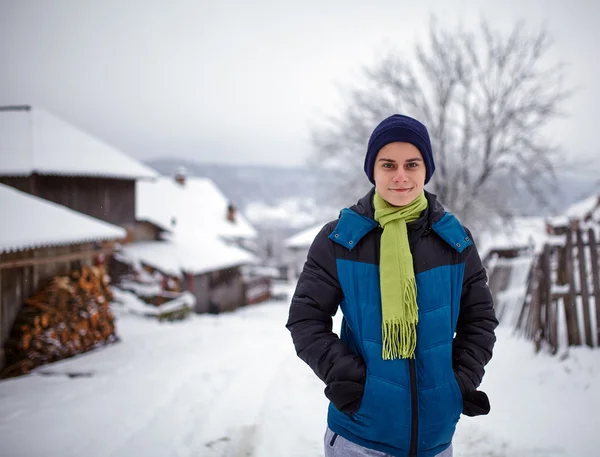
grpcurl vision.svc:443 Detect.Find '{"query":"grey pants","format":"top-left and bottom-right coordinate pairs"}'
top-left (324, 428), bottom-right (453, 457)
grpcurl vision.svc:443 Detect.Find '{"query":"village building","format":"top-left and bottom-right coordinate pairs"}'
top-left (0, 105), bottom-right (158, 233)
top-left (0, 183), bottom-right (126, 370)
top-left (283, 223), bottom-right (324, 280)
top-left (127, 172), bottom-right (268, 313)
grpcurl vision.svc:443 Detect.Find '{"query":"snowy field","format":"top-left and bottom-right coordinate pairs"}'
top-left (0, 283), bottom-right (598, 457)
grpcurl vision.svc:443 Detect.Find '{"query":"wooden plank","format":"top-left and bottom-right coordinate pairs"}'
top-left (516, 257), bottom-right (537, 335)
top-left (542, 246), bottom-right (558, 353)
top-left (576, 229), bottom-right (593, 347)
top-left (564, 228), bottom-right (582, 346)
top-left (0, 248), bottom-right (113, 270)
top-left (588, 228), bottom-right (600, 347)
top-left (533, 261), bottom-right (543, 352)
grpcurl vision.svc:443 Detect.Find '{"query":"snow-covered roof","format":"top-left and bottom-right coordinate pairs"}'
top-left (136, 177), bottom-right (184, 232)
top-left (119, 236), bottom-right (256, 276)
top-left (477, 217), bottom-right (548, 260)
top-left (0, 105), bottom-right (158, 180)
top-left (284, 223), bottom-right (326, 249)
top-left (182, 178), bottom-right (257, 239)
top-left (136, 176), bottom-right (257, 239)
top-left (0, 183), bottom-right (126, 254)
top-left (563, 193), bottom-right (600, 220)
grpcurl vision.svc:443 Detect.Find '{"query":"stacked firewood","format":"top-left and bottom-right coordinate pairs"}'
top-left (1, 265), bottom-right (118, 379)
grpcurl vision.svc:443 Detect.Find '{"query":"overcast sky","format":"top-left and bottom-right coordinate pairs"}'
top-left (1, 0), bottom-right (598, 168)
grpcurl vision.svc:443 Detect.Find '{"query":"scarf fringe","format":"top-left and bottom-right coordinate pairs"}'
top-left (382, 277), bottom-right (419, 360)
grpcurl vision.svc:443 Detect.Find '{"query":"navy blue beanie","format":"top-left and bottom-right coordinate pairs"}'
top-left (364, 114), bottom-right (435, 185)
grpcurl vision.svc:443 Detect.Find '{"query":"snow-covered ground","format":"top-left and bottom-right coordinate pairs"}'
top-left (0, 283), bottom-right (598, 457)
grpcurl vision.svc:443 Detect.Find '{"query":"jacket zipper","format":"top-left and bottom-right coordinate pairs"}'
top-left (409, 358), bottom-right (418, 457)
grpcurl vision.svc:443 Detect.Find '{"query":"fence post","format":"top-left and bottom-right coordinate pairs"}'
top-left (588, 228), bottom-right (600, 347)
top-left (565, 228), bottom-right (582, 346)
top-left (576, 229), bottom-right (593, 347)
top-left (542, 246), bottom-right (557, 353)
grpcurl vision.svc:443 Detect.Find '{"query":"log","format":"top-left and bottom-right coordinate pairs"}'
top-left (1, 265), bottom-right (118, 379)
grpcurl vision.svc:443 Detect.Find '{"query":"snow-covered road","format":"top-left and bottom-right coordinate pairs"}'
top-left (0, 284), bottom-right (598, 457)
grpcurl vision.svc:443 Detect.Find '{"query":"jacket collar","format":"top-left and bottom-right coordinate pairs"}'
top-left (330, 188), bottom-right (471, 253)
top-left (350, 187), bottom-right (446, 231)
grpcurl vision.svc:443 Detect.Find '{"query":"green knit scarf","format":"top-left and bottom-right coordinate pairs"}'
top-left (373, 191), bottom-right (428, 360)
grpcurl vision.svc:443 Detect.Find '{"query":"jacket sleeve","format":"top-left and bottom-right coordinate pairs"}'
top-left (453, 228), bottom-right (499, 395)
top-left (286, 223), bottom-right (367, 413)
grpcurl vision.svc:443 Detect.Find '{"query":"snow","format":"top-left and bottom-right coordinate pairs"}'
top-left (0, 183), bottom-right (126, 253)
top-left (245, 197), bottom-right (320, 229)
top-left (564, 193), bottom-right (600, 220)
top-left (488, 255), bottom-right (535, 327)
top-left (119, 237), bottom-right (257, 278)
top-left (175, 233), bottom-right (257, 274)
top-left (111, 287), bottom-right (196, 317)
top-left (136, 177), bottom-right (257, 240)
top-left (0, 284), bottom-right (597, 457)
top-left (119, 241), bottom-right (183, 277)
top-left (181, 178), bottom-right (258, 240)
top-left (477, 217), bottom-right (548, 260)
top-left (132, 177), bottom-right (259, 275)
top-left (284, 222), bottom-right (326, 249)
top-left (0, 106), bottom-right (158, 179)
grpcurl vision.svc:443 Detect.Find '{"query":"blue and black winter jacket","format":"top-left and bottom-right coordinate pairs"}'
top-left (287, 189), bottom-right (498, 457)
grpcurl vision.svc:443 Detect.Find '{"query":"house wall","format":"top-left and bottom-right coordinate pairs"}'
top-left (132, 221), bottom-right (162, 242)
top-left (186, 267), bottom-right (246, 314)
top-left (210, 267), bottom-right (245, 313)
top-left (0, 175), bottom-right (136, 227)
top-left (190, 273), bottom-right (211, 314)
top-left (0, 243), bottom-right (96, 370)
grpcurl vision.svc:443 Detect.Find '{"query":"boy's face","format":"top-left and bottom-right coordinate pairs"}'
top-left (373, 142), bottom-right (427, 207)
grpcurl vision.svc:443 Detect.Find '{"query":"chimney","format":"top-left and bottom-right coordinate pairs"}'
top-left (174, 166), bottom-right (187, 186)
top-left (226, 203), bottom-right (236, 223)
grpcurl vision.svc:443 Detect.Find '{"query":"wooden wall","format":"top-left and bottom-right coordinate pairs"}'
top-left (0, 175), bottom-right (136, 227)
top-left (132, 221), bottom-right (163, 242)
top-left (187, 267), bottom-right (246, 314)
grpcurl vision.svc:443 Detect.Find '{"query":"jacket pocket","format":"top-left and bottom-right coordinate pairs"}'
top-left (451, 371), bottom-right (464, 417)
top-left (329, 432), bottom-right (339, 447)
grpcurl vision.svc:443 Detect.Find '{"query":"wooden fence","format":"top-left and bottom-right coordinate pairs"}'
top-left (517, 226), bottom-right (600, 353)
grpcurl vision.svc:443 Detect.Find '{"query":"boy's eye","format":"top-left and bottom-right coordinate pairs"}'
top-left (383, 163), bottom-right (395, 169)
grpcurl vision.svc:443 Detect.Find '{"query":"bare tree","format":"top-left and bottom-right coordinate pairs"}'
top-left (311, 19), bottom-right (572, 230)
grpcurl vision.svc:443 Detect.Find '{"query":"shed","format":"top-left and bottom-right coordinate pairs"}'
top-left (0, 184), bottom-right (126, 369)
top-left (130, 174), bottom-right (263, 312)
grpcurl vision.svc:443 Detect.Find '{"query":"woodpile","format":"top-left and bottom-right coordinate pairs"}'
top-left (1, 265), bottom-right (118, 379)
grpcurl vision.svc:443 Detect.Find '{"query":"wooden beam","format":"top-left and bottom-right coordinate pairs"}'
top-left (565, 228), bottom-right (582, 346)
top-left (0, 248), bottom-right (113, 270)
top-left (588, 228), bottom-right (600, 347)
top-left (576, 229), bottom-right (593, 347)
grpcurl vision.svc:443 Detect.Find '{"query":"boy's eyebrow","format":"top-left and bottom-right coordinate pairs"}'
top-left (377, 157), bottom-right (423, 162)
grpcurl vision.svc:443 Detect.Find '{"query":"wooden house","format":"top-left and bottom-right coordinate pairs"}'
top-left (0, 105), bottom-right (158, 232)
top-left (128, 174), bottom-right (264, 313)
top-left (0, 184), bottom-right (126, 370)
